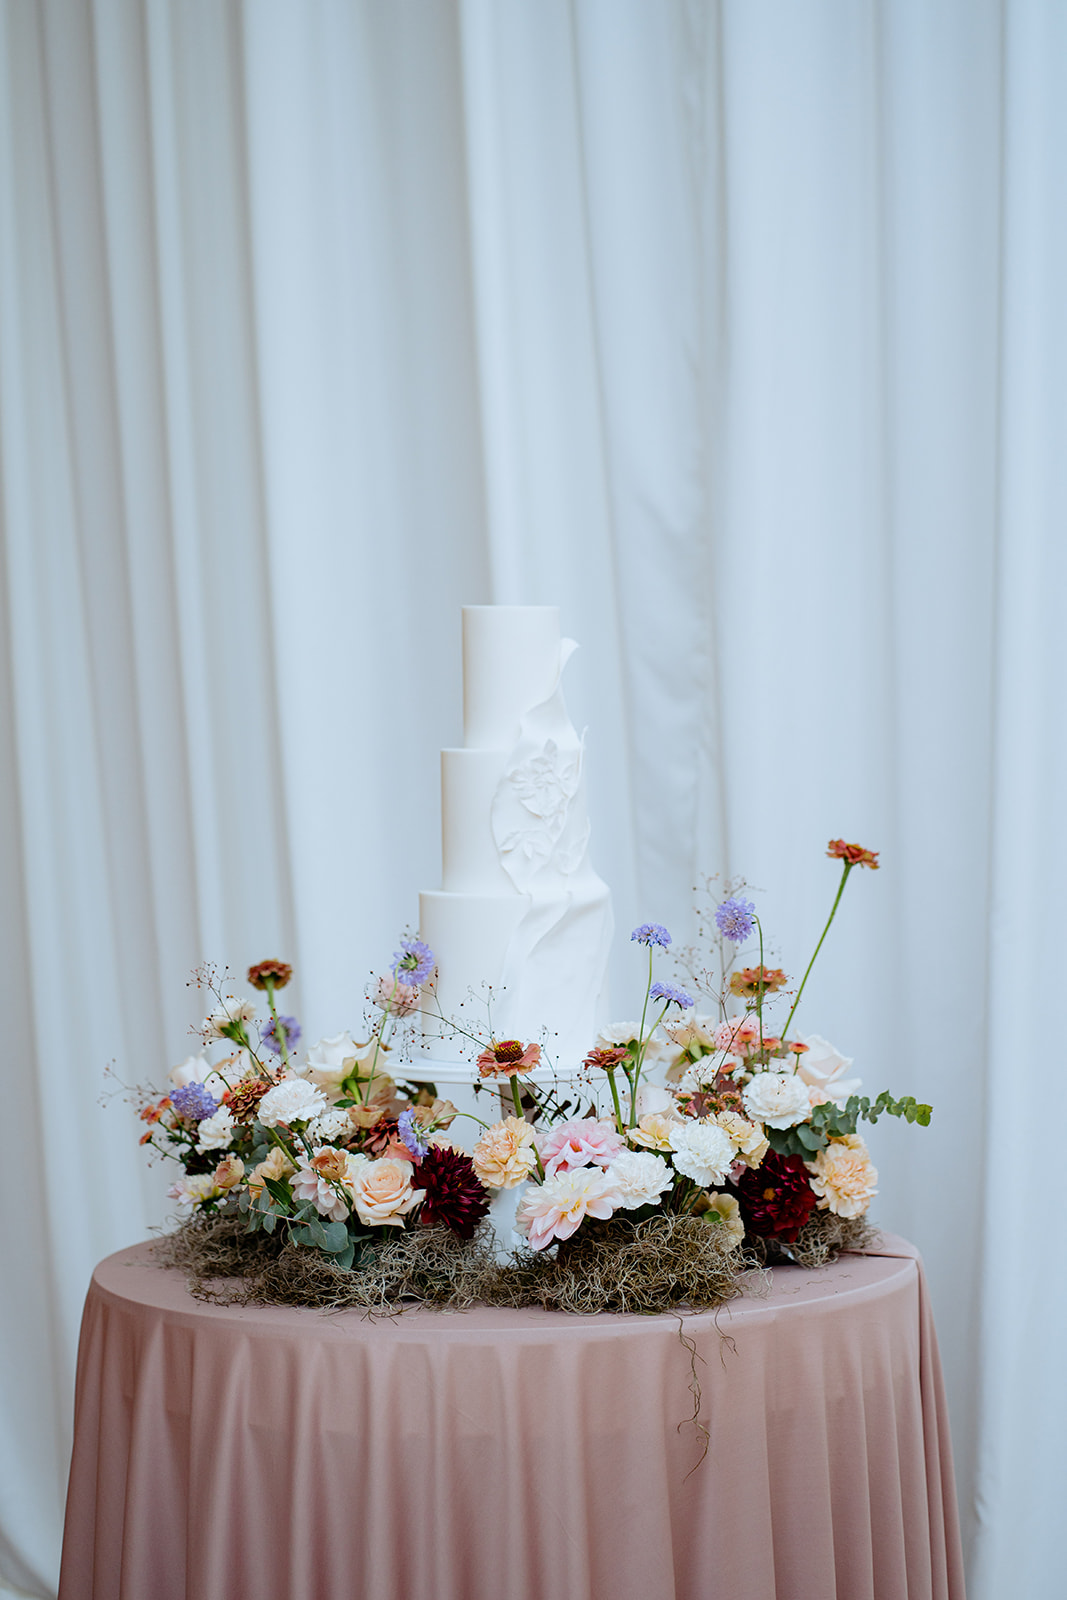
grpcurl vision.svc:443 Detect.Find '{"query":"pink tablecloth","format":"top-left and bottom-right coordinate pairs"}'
top-left (58, 1234), bottom-right (964, 1600)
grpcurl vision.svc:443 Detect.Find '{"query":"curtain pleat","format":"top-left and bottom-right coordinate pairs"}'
top-left (0, 3), bottom-right (1063, 1595)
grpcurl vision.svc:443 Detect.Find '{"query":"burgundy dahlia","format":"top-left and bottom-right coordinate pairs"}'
top-left (735, 1151), bottom-right (817, 1243)
top-left (414, 1147), bottom-right (491, 1239)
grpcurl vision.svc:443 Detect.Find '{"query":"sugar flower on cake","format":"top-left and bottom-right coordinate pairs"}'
top-left (195, 1105), bottom-right (235, 1153)
top-left (794, 1035), bottom-right (862, 1105)
top-left (713, 1111), bottom-right (770, 1167)
top-left (166, 1172), bottom-right (221, 1214)
top-left (299, 1032), bottom-right (360, 1090)
top-left (604, 1150), bottom-right (674, 1210)
top-left (805, 1134), bottom-right (878, 1218)
top-left (349, 1156), bottom-right (423, 1228)
top-left (257, 1075), bottom-right (329, 1128)
top-left (667, 1120), bottom-right (735, 1186)
top-left (703, 1191), bottom-right (746, 1245)
top-left (291, 1148), bottom-right (362, 1222)
top-left (476, 1039), bottom-right (542, 1079)
top-left (515, 1167), bottom-right (623, 1250)
top-left (247, 1146), bottom-right (295, 1197)
top-left (741, 1071), bottom-right (812, 1129)
top-left (471, 1117), bottom-right (539, 1188)
top-left (538, 1118), bottom-right (625, 1177)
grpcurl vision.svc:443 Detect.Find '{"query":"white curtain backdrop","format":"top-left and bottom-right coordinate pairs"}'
top-left (1, 2), bottom-right (1064, 1596)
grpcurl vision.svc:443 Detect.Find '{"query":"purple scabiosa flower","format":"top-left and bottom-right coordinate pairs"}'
top-left (650, 981), bottom-right (694, 1010)
top-left (260, 1015), bottom-right (301, 1056)
top-left (397, 1107), bottom-right (430, 1160)
top-left (631, 923), bottom-right (672, 948)
top-left (170, 1082), bottom-right (220, 1123)
top-left (392, 938), bottom-right (435, 986)
top-left (715, 897), bottom-right (756, 944)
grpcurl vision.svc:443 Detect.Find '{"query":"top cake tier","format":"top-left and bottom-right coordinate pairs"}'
top-left (461, 605), bottom-right (563, 750)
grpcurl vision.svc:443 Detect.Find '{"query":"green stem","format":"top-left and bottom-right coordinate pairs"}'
top-left (263, 978), bottom-right (291, 1072)
top-left (756, 916), bottom-right (765, 1053)
top-left (781, 863), bottom-right (853, 1041)
top-left (510, 1075), bottom-right (525, 1121)
top-left (606, 1068), bottom-right (625, 1134)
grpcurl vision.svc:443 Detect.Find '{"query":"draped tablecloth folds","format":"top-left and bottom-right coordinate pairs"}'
top-left (57, 1233), bottom-right (964, 1600)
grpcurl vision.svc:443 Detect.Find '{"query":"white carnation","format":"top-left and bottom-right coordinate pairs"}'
top-left (742, 1071), bottom-right (812, 1129)
top-left (258, 1076), bottom-right (329, 1128)
top-left (195, 1106), bottom-right (235, 1153)
top-left (306, 1107), bottom-right (354, 1144)
top-left (668, 1121), bottom-right (735, 1186)
top-left (605, 1150), bottom-right (675, 1209)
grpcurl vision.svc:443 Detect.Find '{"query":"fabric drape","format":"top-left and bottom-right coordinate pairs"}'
top-left (1, 3), bottom-right (1063, 1596)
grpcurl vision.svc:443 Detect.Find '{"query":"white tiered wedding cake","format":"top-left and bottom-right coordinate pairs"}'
top-left (408, 606), bottom-right (613, 1121)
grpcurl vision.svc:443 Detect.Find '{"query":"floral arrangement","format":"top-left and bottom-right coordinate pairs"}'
top-left (469, 839), bottom-right (930, 1266)
top-left (133, 839), bottom-right (929, 1309)
top-left (136, 941), bottom-right (494, 1273)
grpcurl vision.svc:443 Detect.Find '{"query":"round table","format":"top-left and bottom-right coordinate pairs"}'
top-left (58, 1234), bottom-right (964, 1600)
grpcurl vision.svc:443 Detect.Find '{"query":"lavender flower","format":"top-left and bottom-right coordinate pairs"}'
top-left (715, 897), bottom-right (756, 944)
top-left (631, 923), bottom-right (672, 948)
top-left (170, 1082), bottom-right (221, 1123)
top-left (397, 1107), bottom-right (430, 1160)
top-left (650, 981), bottom-right (694, 1010)
top-left (392, 938), bottom-right (435, 986)
top-left (260, 1015), bottom-right (301, 1056)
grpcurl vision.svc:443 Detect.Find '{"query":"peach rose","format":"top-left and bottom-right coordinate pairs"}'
top-left (712, 1111), bottom-right (769, 1167)
top-left (213, 1154), bottom-right (245, 1192)
top-left (350, 1157), bottom-right (423, 1228)
top-left (471, 1117), bottom-right (539, 1189)
top-left (247, 1146), bottom-right (295, 1196)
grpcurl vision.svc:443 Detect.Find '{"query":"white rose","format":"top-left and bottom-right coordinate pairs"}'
top-left (796, 1035), bottom-right (862, 1104)
top-left (742, 1071), bottom-right (812, 1129)
top-left (203, 998), bottom-right (256, 1040)
top-left (258, 1076), bottom-right (329, 1128)
top-left (625, 1083), bottom-right (677, 1121)
top-left (195, 1106), bottom-right (235, 1153)
top-left (596, 1021), bottom-right (642, 1048)
top-left (300, 1032), bottom-right (360, 1089)
top-left (668, 1121), bottom-right (735, 1186)
top-left (605, 1150), bottom-right (675, 1210)
top-left (662, 1014), bottom-right (719, 1049)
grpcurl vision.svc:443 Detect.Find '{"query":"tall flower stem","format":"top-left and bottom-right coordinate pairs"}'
top-left (511, 1076), bottom-right (526, 1121)
top-left (780, 863), bottom-right (852, 1041)
top-left (606, 1068), bottom-right (625, 1134)
top-left (262, 978), bottom-right (291, 1071)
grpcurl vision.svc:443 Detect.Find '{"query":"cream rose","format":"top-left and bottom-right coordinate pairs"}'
top-left (741, 1071), bottom-right (811, 1129)
top-left (299, 1032), bottom-right (361, 1090)
top-left (350, 1157), bottom-right (423, 1228)
top-left (805, 1134), bottom-right (878, 1219)
top-left (471, 1117), bottom-right (539, 1188)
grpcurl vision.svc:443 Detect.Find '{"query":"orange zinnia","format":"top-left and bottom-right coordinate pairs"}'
top-left (826, 840), bottom-right (880, 870)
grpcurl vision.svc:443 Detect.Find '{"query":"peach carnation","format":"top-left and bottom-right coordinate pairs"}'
top-left (537, 1118), bottom-right (625, 1177)
top-left (471, 1117), bottom-right (539, 1188)
top-left (805, 1134), bottom-right (878, 1219)
top-left (515, 1167), bottom-right (622, 1250)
